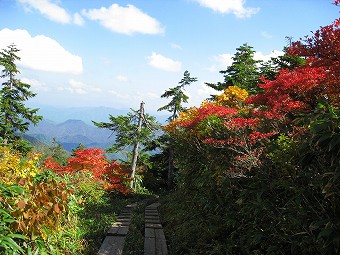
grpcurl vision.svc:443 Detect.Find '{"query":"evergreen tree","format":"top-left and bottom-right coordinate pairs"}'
top-left (0, 44), bottom-right (42, 151)
top-left (206, 43), bottom-right (262, 95)
top-left (158, 70), bottom-right (197, 121)
top-left (93, 102), bottom-right (160, 189)
top-left (158, 70), bottom-right (197, 189)
top-left (260, 51), bottom-right (306, 80)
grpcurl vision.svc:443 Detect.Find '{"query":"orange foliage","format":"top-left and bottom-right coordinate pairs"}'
top-left (13, 178), bottom-right (72, 237)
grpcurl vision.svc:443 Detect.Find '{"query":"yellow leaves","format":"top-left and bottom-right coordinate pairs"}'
top-left (0, 146), bottom-right (42, 181)
top-left (215, 86), bottom-right (249, 108)
top-left (0, 146), bottom-right (20, 174)
top-left (164, 86), bottom-right (247, 134)
top-left (164, 107), bottom-right (199, 134)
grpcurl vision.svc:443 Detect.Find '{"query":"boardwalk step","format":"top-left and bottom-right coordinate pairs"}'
top-left (144, 203), bottom-right (168, 255)
top-left (97, 201), bottom-right (168, 255)
top-left (97, 203), bottom-right (137, 255)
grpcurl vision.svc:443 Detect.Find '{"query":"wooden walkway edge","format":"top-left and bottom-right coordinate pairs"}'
top-left (97, 203), bottom-right (137, 255)
top-left (97, 202), bottom-right (168, 255)
top-left (144, 203), bottom-right (168, 255)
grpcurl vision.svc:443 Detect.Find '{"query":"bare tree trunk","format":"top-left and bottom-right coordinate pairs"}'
top-left (130, 101), bottom-right (144, 190)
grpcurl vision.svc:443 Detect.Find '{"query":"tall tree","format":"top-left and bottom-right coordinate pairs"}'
top-left (93, 102), bottom-right (160, 189)
top-left (158, 70), bottom-right (198, 121)
top-left (0, 44), bottom-right (42, 150)
top-left (206, 43), bottom-right (262, 95)
top-left (158, 70), bottom-right (197, 189)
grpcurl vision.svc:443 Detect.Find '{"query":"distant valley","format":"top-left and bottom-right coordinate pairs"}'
top-left (26, 106), bottom-right (168, 152)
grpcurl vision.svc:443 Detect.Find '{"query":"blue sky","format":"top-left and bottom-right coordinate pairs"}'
top-left (0, 0), bottom-right (339, 114)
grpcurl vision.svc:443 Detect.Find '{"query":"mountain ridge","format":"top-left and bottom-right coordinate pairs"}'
top-left (27, 119), bottom-right (115, 152)
top-left (26, 105), bottom-right (168, 152)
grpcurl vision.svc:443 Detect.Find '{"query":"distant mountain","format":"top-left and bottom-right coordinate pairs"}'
top-left (27, 119), bottom-right (116, 152)
top-left (29, 105), bottom-right (168, 124)
top-left (25, 105), bottom-right (168, 153)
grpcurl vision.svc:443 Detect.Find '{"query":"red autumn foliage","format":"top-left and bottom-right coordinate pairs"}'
top-left (286, 13), bottom-right (340, 106)
top-left (66, 148), bottom-right (107, 178)
top-left (180, 104), bottom-right (238, 128)
top-left (44, 157), bottom-right (65, 173)
top-left (104, 160), bottom-right (131, 194)
top-left (225, 117), bottom-right (260, 128)
top-left (247, 10), bottom-right (340, 119)
top-left (247, 67), bottom-right (327, 119)
top-left (44, 148), bottom-right (130, 194)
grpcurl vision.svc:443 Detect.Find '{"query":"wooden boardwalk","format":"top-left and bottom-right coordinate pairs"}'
top-left (97, 203), bottom-right (137, 255)
top-left (144, 203), bottom-right (168, 255)
top-left (97, 202), bottom-right (168, 255)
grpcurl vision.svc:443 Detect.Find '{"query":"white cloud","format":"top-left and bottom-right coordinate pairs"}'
top-left (116, 75), bottom-right (129, 82)
top-left (17, 0), bottom-right (83, 25)
top-left (197, 83), bottom-right (216, 97)
top-left (73, 12), bottom-right (85, 26)
top-left (21, 77), bottom-right (49, 91)
top-left (0, 28), bottom-right (83, 74)
top-left (82, 4), bottom-right (164, 35)
top-left (170, 43), bottom-right (182, 50)
top-left (68, 79), bottom-right (102, 94)
top-left (134, 91), bottom-right (159, 101)
top-left (68, 80), bottom-right (87, 94)
top-left (214, 53), bottom-right (234, 69)
top-left (254, 50), bottom-right (284, 62)
top-left (147, 52), bottom-right (182, 72)
top-left (195, 0), bottom-right (259, 18)
top-left (186, 83), bottom-right (216, 106)
top-left (208, 53), bottom-right (233, 72)
top-left (108, 90), bottom-right (131, 99)
top-left (210, 50), bottom-right (284, 71)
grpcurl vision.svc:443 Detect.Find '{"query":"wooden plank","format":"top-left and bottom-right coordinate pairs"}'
top-left (155, 229), bottom-right (166, 241)
top-left (145, 216), bottom-right (160, 219)
top-left (107, 226), bottom-right (119, 235)
top-left (144, 237), bottom-right (156, 255)
top-left (117, 226), bottom-right (129, 235)
top-left (145, 227), bottom-right (155, 238)
top-left (145, 219), bottom-right (161, 224)
top-left (97, 202), bottom-right (138, 255)
top-left (145, 223), bottom-right (163, 229)
top-left (155, 238), bottom-right (168, 255)
top-left (116, 217), bottom-right (131, 222)
top-left (144, 202), bottom-right (168, 255)
top-left (97, 236), bottom-right (125, 255)
top-left (155, 229), bottom-right (167, 255)
top-left (145, 213), bottom-right (159, 216)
